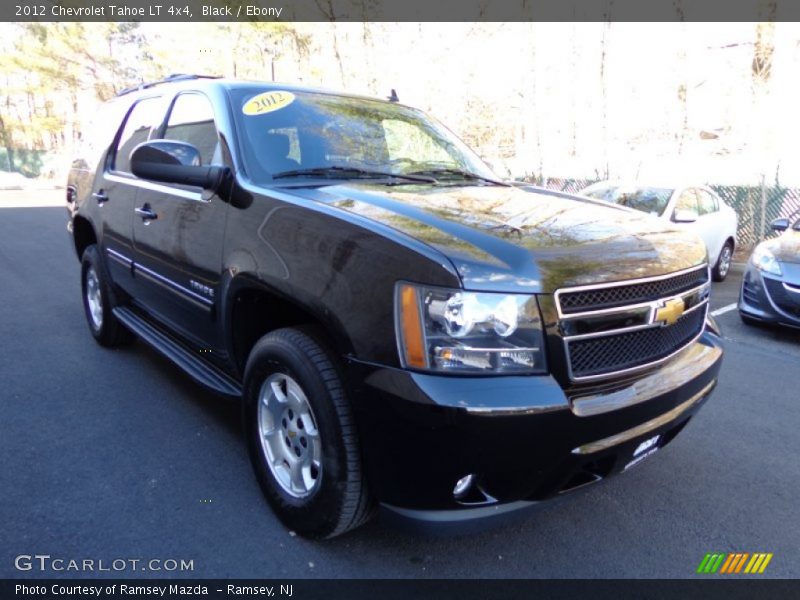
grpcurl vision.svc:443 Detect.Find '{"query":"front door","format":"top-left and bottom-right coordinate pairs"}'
top-left (131, 92), bottom-right (228, 349)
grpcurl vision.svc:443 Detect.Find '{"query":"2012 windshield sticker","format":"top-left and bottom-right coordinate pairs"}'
top-left (243, 91), bottom-right (295, 116)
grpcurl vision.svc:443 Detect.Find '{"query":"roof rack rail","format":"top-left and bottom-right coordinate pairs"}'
top-left (116, 74), bottom-right (221, 97)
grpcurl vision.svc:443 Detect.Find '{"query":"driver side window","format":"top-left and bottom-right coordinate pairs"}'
top-left (675, 189), bottom-right (698, 212)
top-left (163, 93), bottom-right (221, 166)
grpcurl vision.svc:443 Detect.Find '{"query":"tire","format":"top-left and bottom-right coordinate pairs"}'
top-left (712, 241), bottom-right (734, 282)
top-left (80, 244), bottom-right (134, 347)
top-left (243, 327), bottom-right (373, 539)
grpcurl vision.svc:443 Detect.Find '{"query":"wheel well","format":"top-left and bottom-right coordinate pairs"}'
top-left (725, 236), bottom-right (735, 250)
top-left (73, 216), bottom-right (97, 260)
top-left (230, 287), bottom-right (343, 377)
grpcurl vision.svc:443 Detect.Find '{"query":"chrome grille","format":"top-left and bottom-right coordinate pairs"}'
top-left (568, 308), bottom-right (706, 379)
top-left (558, 266), bottom-right (709, 314)
top-left (556, 265), bottom-right (710, 382)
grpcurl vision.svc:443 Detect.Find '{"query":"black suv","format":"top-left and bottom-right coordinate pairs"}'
top-left (67, 75), bottom-right (723, 538)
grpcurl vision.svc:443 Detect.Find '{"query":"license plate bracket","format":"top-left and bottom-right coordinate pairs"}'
top-left (623, 433), bottom-right (662, 471)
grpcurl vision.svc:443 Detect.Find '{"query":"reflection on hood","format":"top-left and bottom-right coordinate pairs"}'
top-left (289, 182), bottom-right (708, 293)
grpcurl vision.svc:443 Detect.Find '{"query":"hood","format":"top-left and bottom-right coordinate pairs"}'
top-left (769, 228), bottom-right (800, 265)
top-left (287, 183), bottom-right (707, 293)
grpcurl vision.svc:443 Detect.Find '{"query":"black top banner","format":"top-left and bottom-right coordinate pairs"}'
top-left (2, 0), bottom-right (794, 22)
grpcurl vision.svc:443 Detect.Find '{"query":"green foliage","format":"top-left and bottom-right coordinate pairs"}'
top-left (0, 148), bottom-right (48, 178)
top-left (0, 21), bottom-right (311, 162)
top-left (0, 22), bottom-right (151, 155)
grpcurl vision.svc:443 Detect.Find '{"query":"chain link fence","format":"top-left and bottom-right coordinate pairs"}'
top-left (529, 176), bottom-right (800, 250)
top-left (711, 185), bottom-right (800, 248)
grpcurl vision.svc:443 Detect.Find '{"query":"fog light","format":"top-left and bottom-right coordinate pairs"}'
top-left (453, 474), bottom-right (475, 498)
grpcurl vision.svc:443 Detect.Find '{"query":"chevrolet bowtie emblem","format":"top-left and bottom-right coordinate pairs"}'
top-left (654, 297), bottom-right (685, 326)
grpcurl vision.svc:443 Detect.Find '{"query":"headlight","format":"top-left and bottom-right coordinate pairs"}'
top-left (751, 244), bottom-right (782, 276)
top-left (395, 283), bottom-right (547, 374)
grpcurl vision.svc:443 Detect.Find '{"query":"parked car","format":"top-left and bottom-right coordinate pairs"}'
top-left (66, 75), bottom-right (723, 538)
top-left (739, 212), bottom-right (800, 328)
top-left (580, 181), bottom-right (738, 281)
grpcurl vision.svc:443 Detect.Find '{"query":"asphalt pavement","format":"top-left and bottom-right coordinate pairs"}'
top-left (1, 198), bottom-right (798, 579)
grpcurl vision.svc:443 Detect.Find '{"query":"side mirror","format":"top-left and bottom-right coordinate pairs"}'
top-left (672, 208), bottom-right (698, 223)
top-left (130, 140), bottom-right (228, 191)
top-left (771, 217), bottom-right (790, 232)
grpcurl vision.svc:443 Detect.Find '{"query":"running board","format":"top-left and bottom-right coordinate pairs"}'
top-left (113, 306), bottom-right (242, 397)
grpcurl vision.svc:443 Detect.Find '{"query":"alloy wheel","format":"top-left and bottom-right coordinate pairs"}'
top-left (257, 373), bottom-right (322, 498)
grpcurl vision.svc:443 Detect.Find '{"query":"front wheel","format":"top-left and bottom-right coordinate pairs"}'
top-left (712, 242), bottom-right (734, 282)
top-left (243, 327), bottom-right (373, 538)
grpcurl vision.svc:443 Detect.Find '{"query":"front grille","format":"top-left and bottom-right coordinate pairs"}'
top-left (567, 307), bottom-right (706, 379)
top-left (556, 266), bottom-right (710, 381)
top-left (558, 266), bottom-right (708, 314)
top-left (764, 278), bottom-right (800, 317)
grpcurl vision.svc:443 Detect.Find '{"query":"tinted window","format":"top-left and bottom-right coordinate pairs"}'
top-left (675, 189), bottom-right (699, 212)
top-left (164, 93), bottom-right (221, 166)
top-left (267, 127), bottom-right (301, 162)
top-left (382, 119), bottom-right (452, 164)
top-left (113, 97), bottom-right (164, 173)
top-left (583, 185), bottom-right (673, 216)
top-left (696, 189), bottom-right (718, 215)
top-left (231, 88), bottom-right (495, 183)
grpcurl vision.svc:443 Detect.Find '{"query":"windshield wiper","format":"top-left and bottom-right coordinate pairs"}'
top-left (406, 168), bottom-right (510, 186)
top-left (272, 166), bottom-right (437, 184)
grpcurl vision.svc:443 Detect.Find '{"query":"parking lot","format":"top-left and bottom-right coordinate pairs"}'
top-left (1, 192), bottom-right (798, 578)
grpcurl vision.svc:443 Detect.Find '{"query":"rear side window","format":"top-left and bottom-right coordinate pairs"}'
top-left (696, 189), bottom-right (719, 215)
top-left (163, 93), bottom-right (221, 166)
top-left (113, 97), bottom-right (164, 173)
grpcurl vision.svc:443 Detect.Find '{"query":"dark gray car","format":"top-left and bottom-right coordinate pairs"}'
top-left (739, 213), bottom-right (800, 328)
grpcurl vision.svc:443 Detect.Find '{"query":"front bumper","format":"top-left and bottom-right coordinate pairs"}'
top-left (739, 263), bottom-right (800, 328)
top-left (348, 329), bottom-right (723, 528)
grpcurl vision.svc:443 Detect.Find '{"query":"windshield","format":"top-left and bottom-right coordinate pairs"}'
top-left (229, 87), bottom-right (497, 185)
top-left (583, 185), bottom-right (674, 216)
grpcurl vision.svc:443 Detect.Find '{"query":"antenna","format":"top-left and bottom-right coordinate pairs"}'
top-left (388, 89), bottom-right (399, 103)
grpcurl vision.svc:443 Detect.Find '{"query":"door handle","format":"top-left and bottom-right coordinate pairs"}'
top-left (92, 191), bottom-right (109, 204)
top-left (135, 206), bottom-right (158, 221)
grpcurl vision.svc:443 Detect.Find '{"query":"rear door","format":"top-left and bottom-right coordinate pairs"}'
top-left (99, 95), bottom-right (166, 295)
top-left (130, 91), bottom-right (228, 348)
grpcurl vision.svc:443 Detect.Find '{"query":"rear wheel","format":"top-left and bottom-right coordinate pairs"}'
top-left (712, 241), bottom-right (734, 282)
top-left (80, 245), bottom-right (134, 347)
top-left (243, 327), bottom-right (373, 538)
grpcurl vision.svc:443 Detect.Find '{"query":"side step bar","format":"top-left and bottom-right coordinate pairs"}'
top-left (113, 306), bottom-right (242, 397)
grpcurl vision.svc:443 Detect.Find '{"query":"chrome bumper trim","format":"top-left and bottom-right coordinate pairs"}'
top-left (571, 379), bottom-right (716, 455)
